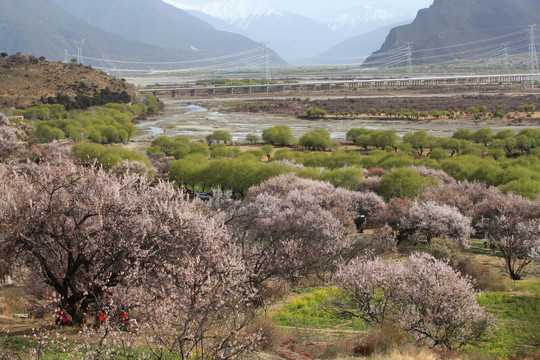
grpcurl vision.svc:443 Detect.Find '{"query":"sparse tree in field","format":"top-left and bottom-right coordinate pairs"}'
top-left (429, 147), bottom-right (449, 160)
top-left (372, 197), bottom-right (415, 244)
top-left (305, 108), bottom-right (327, 118)
top-left (331, 253), bottom-right (492, 350)
top-left (262, 125), bottom-right (295, 146)
top-left (245, 133), bottom-right (259, 144)
top-left (0, 151), bottom-right (161, 322)
top-left (298, 129), bottom-right (332, 150)
top-left (355, 133), bottom-right (374, 150)
top-left (373, 130), bottom-right (398, 151)
top-left (439, 137), bottom-right (468, 156)
top-left (354, 191), bottom-right (385, 232)
top-left (403, 201), bottom-right (473, 246)
top-left (378, 167), bottom-right (440, 201)
top-left (403, 130), bottom-right (436, 156)
top-left (472, 128), bottom-right (495, 147)
top-left (210, 174), bottom-right (370, 290)
top-left (70, 58), bottom-right (78, 64)
top-left (117, 189), bottom-right (260, 359)
top-left (418, 181), bottom-right (499, 220)
top-left (452, 128), bottom-right (473, 141)
top-left (346, 128), bottom-right (371, 144)
top-left (477, 193), bottom-right (540, 280)
top-left (207, 130), bottom-right (232, 145)
top-left (357, 176), bottom-right (382, 193)
top-left (169, 154), bottom-right (209, 190)
top-left (518, 104), bottom-right (536, 113)
top-left (248, 174), bottom-right (365, 230)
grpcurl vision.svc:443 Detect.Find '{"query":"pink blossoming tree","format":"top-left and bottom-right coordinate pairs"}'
top-left (331, 253), bottom-right (492, 350)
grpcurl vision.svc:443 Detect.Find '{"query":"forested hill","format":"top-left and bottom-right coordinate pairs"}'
top-left (363, 0), bottom-right (540, 67)
top-left (0, 55), bottom-right (140, 110)
top-left (0, 0), bottom-right (204, 69)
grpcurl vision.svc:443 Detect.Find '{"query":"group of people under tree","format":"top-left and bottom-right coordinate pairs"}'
top-left (56, 303), bottom-right (138, 331)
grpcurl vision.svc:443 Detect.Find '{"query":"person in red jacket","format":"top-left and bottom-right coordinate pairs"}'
top-left (120, 310), bottom-right (139, 330)
top-left (57, 309), bottom-right (71, 328)
top-left (96, 311), bottom-right (108, 329)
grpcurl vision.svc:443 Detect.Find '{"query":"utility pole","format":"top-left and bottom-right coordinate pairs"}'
top-left (528, 25), bottom-right (539, 88)
top-left (262, 42), bottom-right (271, 81)
top-left (73, 39), bottom-right (85, 64)
top-left (405, 42), bottom-right (413, 77)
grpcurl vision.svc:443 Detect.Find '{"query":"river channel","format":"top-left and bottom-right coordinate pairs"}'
top-left (133, 99), bottom-right (533, 144)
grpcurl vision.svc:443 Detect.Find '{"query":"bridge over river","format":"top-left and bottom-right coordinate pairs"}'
top-left (140, 73), bottom-right (538, 98)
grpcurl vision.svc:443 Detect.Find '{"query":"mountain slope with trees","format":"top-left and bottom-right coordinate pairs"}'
top-left (364, 0), bottom-right (540, 66)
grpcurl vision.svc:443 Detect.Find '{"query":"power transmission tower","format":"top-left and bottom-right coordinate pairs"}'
top-left (503, 44), bottom-right (510, 73)
top-left (73, 39), bottom-right (85, 64)
top-left (528, 25), bottom-right (539, 88)
top-left (63, 49), bottom-right (70, 63)
top-left (405, 42), bottom-right (413, 77)
top-left (262, 43), bottom-right (271, 81)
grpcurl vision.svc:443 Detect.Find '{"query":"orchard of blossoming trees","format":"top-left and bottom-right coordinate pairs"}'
top-left (1, 118), bottom-right (540, 357)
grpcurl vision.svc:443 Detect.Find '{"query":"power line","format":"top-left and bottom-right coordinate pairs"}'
top-left (84, 47), bottom-right (265, 65)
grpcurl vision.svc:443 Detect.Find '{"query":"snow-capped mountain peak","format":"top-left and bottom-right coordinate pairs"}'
top-left (164, 0), bottom-right (286, 29)
top-left (325, 3), bottom-right (419, 37)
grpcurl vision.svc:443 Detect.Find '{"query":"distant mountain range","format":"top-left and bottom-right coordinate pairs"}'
top-left (364, 0), bottom-right (540, 67)
top-left (0, 0), bottom-right (199, 67)
top-left (164, 0), bottom-right (425, 63)
top-left (323, 2), bottom-right (421, 38)
top-left (0, 0), bottom-right (285, 72)
top-left (165, 0), bottom-right (344, 62)
top-left (50, 0), bottom-right (284, 63)
top-left (8, 0), bottom-right (528, 71)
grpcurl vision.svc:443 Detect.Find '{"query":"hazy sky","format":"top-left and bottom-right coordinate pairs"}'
top-left (177, 0), bottom-right (434, 19)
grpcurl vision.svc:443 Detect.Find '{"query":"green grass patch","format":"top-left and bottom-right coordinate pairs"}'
top-left (469, 280), bottom-right (540, 358)
top-left (271, 288), bottom-right (367, 330)
top-left (0, 335), bottom-right (169, 359)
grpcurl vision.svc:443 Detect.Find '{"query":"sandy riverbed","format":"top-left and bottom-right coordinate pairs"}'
top-left (129, 96), bottom-right (539, 151)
